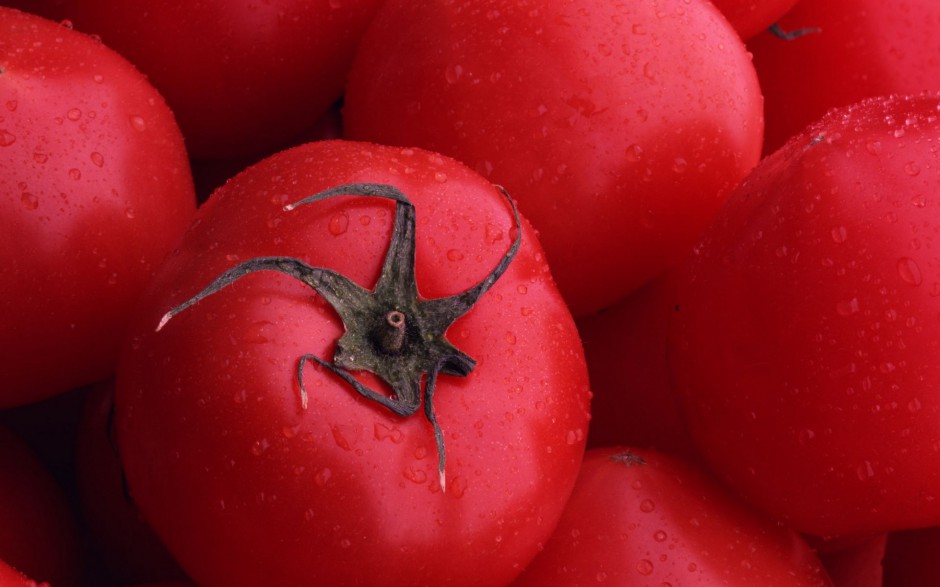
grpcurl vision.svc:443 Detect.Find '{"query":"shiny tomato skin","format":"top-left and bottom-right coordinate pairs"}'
top-left (116, 140), bottom-right (591, 586)
top-left (0, 560), bottom-right (43, 587)
top-left (0, 8), bottom-right (196, 407)
top-left (15, 0), bottom-right (384, 159)
top-left (669, 93), bottom-right (940, 536)
top-left (344, 0), bottom-right (764, 316)
top-left (511, 448), bottom-right (833, 587)
top-left (749, 0), bottom-right (940, 153)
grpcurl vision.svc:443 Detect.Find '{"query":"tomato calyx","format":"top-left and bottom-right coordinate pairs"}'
top-left (767, 22), bottom-right (822, 40)
top-left (610, 451), bottom-right (647, 467)
top-left (156, 182), bottom-right (522, 492)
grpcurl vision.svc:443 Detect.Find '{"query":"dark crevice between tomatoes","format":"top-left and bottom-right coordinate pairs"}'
top-left (767, 22), bottom-right (822, 40)
top-left (157, 182), bottom-right (522, 492)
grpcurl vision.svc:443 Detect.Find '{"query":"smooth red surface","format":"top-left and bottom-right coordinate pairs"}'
top-left (0, 7), bottom-right (196, 406)
top-left (344, 0), bottom-right (764, 316)
top-left (670, 93), bottom-right (940, 536)
top-left (116, 140), bottom-right (591, 586)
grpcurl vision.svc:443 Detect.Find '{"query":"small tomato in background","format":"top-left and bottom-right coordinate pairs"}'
top-left (576, 274), bottom-right (696, 458)
top-left (344, 0), bottom-right (764, 316)
top-left (0, 426), bottom-right (84, 587)
top-left (0, 8), bottom-right (196, 407)
top-left (511, 448), bottom-right (833, 587)
top-left (116, 140), bottom-right (591, 586)
top-left (669, 93), bottom-right (940, 537)
top-left (11, 0), bottom-right (385, 160)
top-left (0, 560), bottom-right (45, 587)
top-left (749, 0), bottom-right (940, 153)
top-left (709, 0), bottom-right (800, 40)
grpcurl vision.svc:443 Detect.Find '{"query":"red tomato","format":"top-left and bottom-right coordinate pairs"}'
top-left (669, 93), bottom-right (940, 536)
top-left (749, 0), bottom-right (940, 153)
top-left (0, 7), bottom-right (196, 407)
top-left (75, 382), bottom-right (187, 585)
top-left (709, 0), bottom-right (799, 40)
top-left (116, 140), bottom-right (591, 586)
top-left (15, 0), bottom-right (384, 159)
top-left (0, 426), bottom-right (84, 587)
top-left (343, 0), bottom-right (764, 316)
top-left (512, 447), bottom-right (833, 586)
top-left (576, 274), bottom-right (696, 457)
top-left (813, 534), bottom-right (886, 587)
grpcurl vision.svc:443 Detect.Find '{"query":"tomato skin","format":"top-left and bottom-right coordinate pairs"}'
top-left (16, 0), bottom-right (384, 159)
top-left (0, 8), bottom-right (196, 407)
top-left (749, 0), bottom-right (940, 153)
top-left (0, 560), bottom-right (44, 587)
top-left (116, 140), bottom-right (590, 586)
top-left (344, 0), bottom-right (764, 316)
top-left (669, 93), bottom-right (940, 536)
top-left (511, 448), bottom-right (833, 587)
top-left (0, 427), bottom-right (85, 587)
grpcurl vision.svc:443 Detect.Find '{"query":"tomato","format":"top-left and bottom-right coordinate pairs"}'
top-left (709, 0), bottom-right (800, 40)
top-left (0, 426), bottom-right (84, 587)
top-left (13, 0), bottom-right (384, 159)
top-left (668, 93), bottom-right (940, 536)
top-left (813, 534), bottom-right (886, 587)
top-left (115, 140), bottom-right (591, 586)
top-left (343, 0), bottom-right (764, 316)
top-left (576, 274), bottom-right (696, 457)
top-left (748, 0), bottom-right (940, 154)
top-left (511, 447), bottom-right (833, 586)
top-left (0, 7), bottom-right (196, 407)
top-left (75, 382), bottom-right (187, 585)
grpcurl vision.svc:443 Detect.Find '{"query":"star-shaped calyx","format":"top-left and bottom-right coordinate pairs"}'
top-left (157, 182), bottom-right (522, 491)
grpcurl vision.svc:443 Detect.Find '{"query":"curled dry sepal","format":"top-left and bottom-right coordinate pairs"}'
top-left (156, 182), bottom-right (522, 492)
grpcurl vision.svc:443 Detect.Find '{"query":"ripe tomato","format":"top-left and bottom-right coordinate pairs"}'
top-left (511, 448), bottom-right (833, 586)
top-left (14, 0), bottom-right (384, 159)
top-left (0, 426), bottom-right (84, 587)
top-left (669, 93), bottom-right (940, 536)
top-left (343, 0), bottom-right (764, 316)
top-left (709, 0), bottom-right (800, 40)
top-left (116, 140), bottom-right (591, 586)
top-left (748, 0), bottom-right (940, 153)
top-left (0, 7), bottom-right (195, 407)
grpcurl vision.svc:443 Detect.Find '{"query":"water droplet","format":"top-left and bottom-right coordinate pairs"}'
top-left (516, 284), bottom-right (528, 295)
top-left (856, 460), bottom-right (875, 480)
top-left (33, 150), bottom-right (48, 164)
top-left (898, 257), bottom-right (923, 285)
top-left (90, 152), bottom-right (104, 167)
top-left (328, 213), bottom-right (349, 236)
top-left (339, 538), bottom-right (352, 549)
top-left (21, 192), bottom-right (38, 210)
top-left (68, 168), bottom-right (82, 180)
top-left (92, 74), bottom-right (104, 83)
top-left (636, 559), bottom-right (654, 576)
top-left (250, 438), bottom-right (270, 456)
top-left (5, 100), bottom-right (16, 112)
top-left (798, 429), bottom-right (816, 444)
top-left (521, 307), bottom-right (534, 316)
top-left (639, 499), bottom-right (655, 513)
top-left (444, 64), bottom-right (463, 84)
top-left (403, 466), bottom-right (428, 484)
top-left (129, 115), bottom-right (146, 131)
top-left (330, 425), bottom-right (351, 451)
top-left (596, 571), bottom-right (608, 582)
top-left (653, 530), bottom-right (668, 542)
top-left (314, 467), bottom-right (332, 487)
top-left (124, 206), bottom-right (136, 219)
top-left (505, 331), bottom-right (517, 345)
top-left (66, 108), bottom-right (82, 121)
top-left (632, 23), bottom-right (646, 34)
top-left (565, 429), bottom-right (583, 445)
top-left (0, 129), bottom-right (16, 146)
top-left (672, 157), bottom-right (687, 173)
top-left (905, 161), bottom-right (921, 176)
top-left (625, 143), bottom-right (643, 162)
top-left (909, 398), bottom-right (923, 413)
top-left (836, 298), bottom-right (860, 316)
top-left (433, 171), bottom-right (448, 183)
top-left (865, 141), bottom-right (882, 155)
top-left (831, 226), bottom-right (848, 243)
top-left (374, 422), bottom-right (404, 443)
top-left (446, 249), bottom-right (465, 261)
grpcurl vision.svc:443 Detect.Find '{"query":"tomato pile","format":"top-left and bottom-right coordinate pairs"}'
top-left (1, 1), bottom-right (939, 586)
